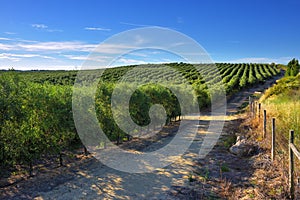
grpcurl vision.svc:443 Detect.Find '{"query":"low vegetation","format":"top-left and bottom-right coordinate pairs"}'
top-left (237, 72), bottom-right (300, 199)
top-left (0, 62), bottom-right (280, 176)
top-left (261, 73), bottom-right (300, 150)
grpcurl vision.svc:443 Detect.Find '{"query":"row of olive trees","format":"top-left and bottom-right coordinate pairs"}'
top-left (94, 82), bottom-right (196, 145)
top-left (0, 71), bottom-right (197, 174)
top-left (0, 72), bottom-right (77, 174)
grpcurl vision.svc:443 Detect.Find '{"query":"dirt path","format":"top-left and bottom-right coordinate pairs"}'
top-left (0, 74), bottom-right (283, 200)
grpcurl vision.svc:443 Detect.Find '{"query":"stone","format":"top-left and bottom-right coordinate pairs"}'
top-left (229, 136), bottom-right (256, 157)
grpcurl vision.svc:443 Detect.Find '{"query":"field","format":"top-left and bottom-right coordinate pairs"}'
top-left (0, 63), bottom-right (280, 175)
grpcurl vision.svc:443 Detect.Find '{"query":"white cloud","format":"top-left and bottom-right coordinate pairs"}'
top-left (221, 57), bottom-right (294, 64)
top-left (93, 43), bottom-right (138, 54)
top-left (120, 22), bottom-right (150, 27)
top-left (0, 37), bottom-right (12, 41)
top-left (0, 39), bottom-right (138, 54)
top-left (17, 41), bottom-right (97, 52)
top-left (0, 53), bottom-right (20, 61)
top-left (47, 29), bottom-right (63, 32)
top-left (63, 54), bottom-right (111, 62)
top-left (4, 32), bottom-right (16, 35)
top-left (0, 43), bottom-right (15, 50)
top-left (32, 24), bottom-right (48, 29)
top-left (64, 55), bottom-right (88, 60)
top-left (120, 22), bottom-right (177, 30)
top-left (0, 65), bottom-right (77, 71)
top-left (85, 27), bottom-right (111, 31)
top-left (15, 38), bottom-right (39, 43)
top-left (31, 24), bottom-right (62, 32)
top-left (114, 58), bottom-right (147, 66)
top-left (0, 53), bottom-right (54, 62)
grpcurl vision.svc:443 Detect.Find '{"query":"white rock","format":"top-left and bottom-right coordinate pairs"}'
top-left (229, 137), bottom-right (254, 157)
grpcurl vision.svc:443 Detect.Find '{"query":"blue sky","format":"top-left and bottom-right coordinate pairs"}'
top-left (0, 0), bottom-right (300, 70)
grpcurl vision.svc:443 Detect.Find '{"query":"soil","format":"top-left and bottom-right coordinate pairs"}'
top-left (0, 74), bottom-right (284, 200)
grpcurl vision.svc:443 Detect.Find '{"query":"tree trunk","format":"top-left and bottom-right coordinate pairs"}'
top-left (84, 146), bottom-right (88, 156)
top-left (29, 161), bottom-right (33, 177)
top-left (59, 152), bottom-right (63, 166)
top-left (117, 133), bottom-right (120, 145)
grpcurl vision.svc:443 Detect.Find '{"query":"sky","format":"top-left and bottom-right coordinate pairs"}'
top-left (0, 0), bottom-right (300, 70)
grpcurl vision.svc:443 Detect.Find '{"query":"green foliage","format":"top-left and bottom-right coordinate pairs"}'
top-left (196, 167), bottom-right (210, 182)
top-left (239, 64), bottom-right (249, 88)
top-left (0, 72), bottom-right (76, 168)
top-left (285, 58), bottom-right (300, 77)
top-left (220, 163), bottom-right (230, 172)
top-left (0, 62), bottom-right (280, 172)
top-left (223, 134), bottom-right (237, 149)
top-left (262, 74), bottom-right (300, 100)
top-left (188, 172), bottom-right (195, 182)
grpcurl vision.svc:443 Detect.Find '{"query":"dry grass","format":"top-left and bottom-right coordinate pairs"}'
top-left (218, 177), bottom-right (233, 198)
top-left (234, 76), bottom-right (300, 199)
top-left (263, 99), bottom-right (300, 147)
top-left (228, 115), bottom-right (291, 199)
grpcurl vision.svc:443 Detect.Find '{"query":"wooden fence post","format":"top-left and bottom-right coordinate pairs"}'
top-left (251, 102), bottom-right (254, 117)
top-left (263, 110), bottom-right (267, 138)
top-left (254, 101), bottom-right (257, 117)
top-left (249, 97), bottom-right (252, 116)
top-left (271, 118), bottom-right (275, 161)
top-left (289, 130), bottom-right (295, 200)
top-left (258, 103), bottom-right (261, 119)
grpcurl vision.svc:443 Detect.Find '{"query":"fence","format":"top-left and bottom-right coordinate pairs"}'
top-left (249, 97), bottom-right (298, 199)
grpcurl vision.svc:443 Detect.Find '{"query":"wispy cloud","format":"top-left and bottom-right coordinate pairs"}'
top-left (32, 24), bottom-right (48, 29)
top-left (15, 38), bottom-right (39, 43)
top-left (4, 32), bottom-right (16, 35)
top-left (0, 53), bottom-right (54, 62)
top-left (0, 43), bottom-right (15, 51)
top-left (63, 54), bottom-right (88, 60)
top-left (0, 64), bottom-right (79, 71)
top-left (120, 21), bottom-right (152, 27)
top-left (0, 38), bottom-right (139, 54)
top-left (31, 23), bottom-right (62, 32)
top-left (0, 53), bottom-right (20, 61)
top-left (115, 58), bottom-right (147, 65)
top-left (17, 41), bottom-right (97, 52)
top-left (94, 44), bottom-right (139, 54)
top-left (0, 35), bottom-right (182, 70)
top-left (64, 54), bottom-right (111, 62)
top-left (120, 22), bottom-right (176, 31)
top-left (47, 29), bottom-right (63, 32)
top-left (0, 37), bottom-right (12, 41)
top-left (222, 57), bottom-right (294, 64)
top-left (85, 27), bottom-right (111, 31)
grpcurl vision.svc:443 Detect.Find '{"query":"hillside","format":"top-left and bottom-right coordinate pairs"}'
top-left (0, 63), bottom-right (283, 199)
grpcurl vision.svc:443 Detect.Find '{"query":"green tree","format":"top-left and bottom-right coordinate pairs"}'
top-left (285, 58), bottom-right (300, 76)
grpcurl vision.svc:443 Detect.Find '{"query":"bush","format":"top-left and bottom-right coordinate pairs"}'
top-left (0, 72), bottom-right (76, 169)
